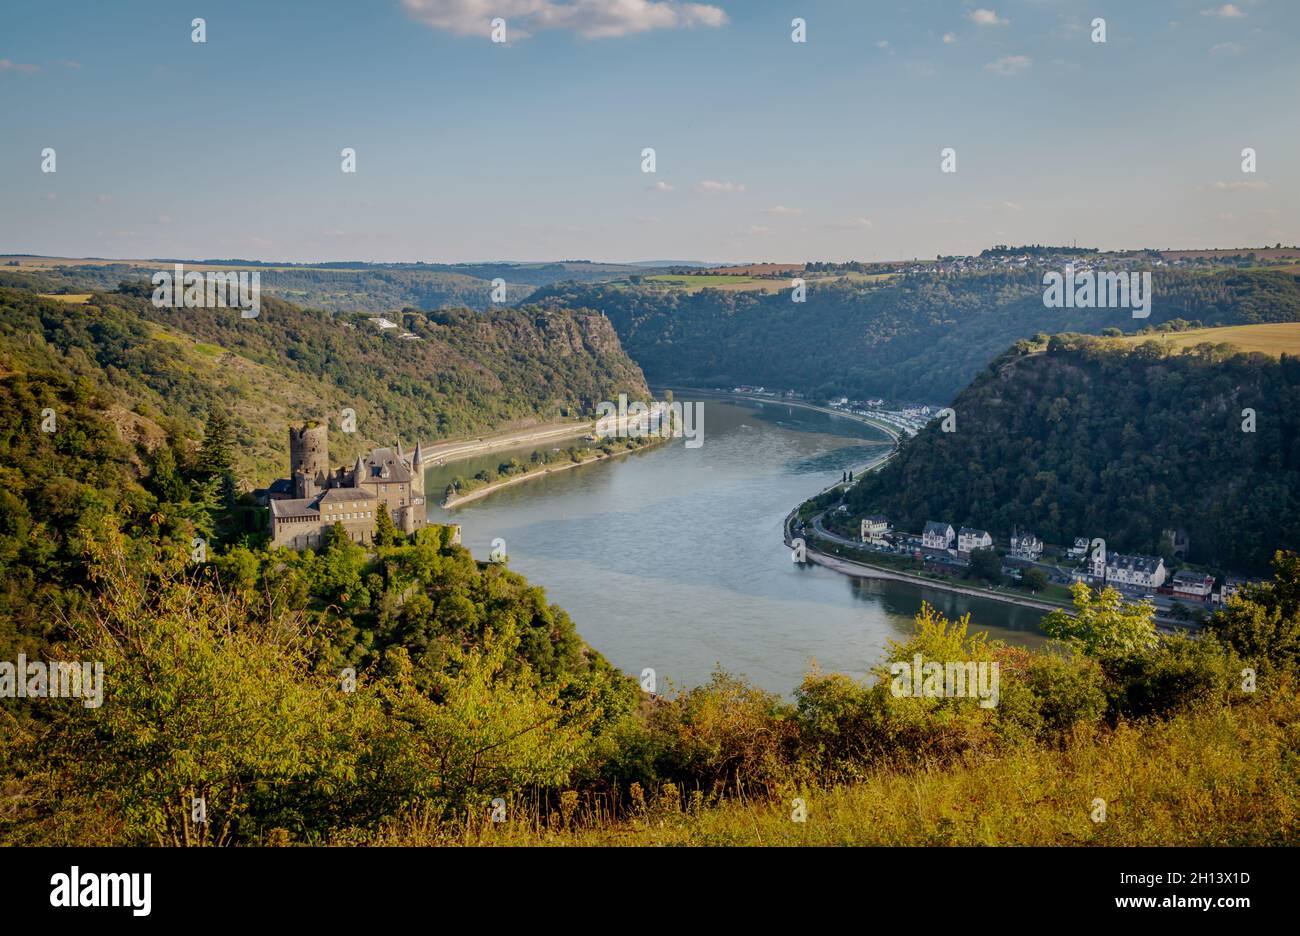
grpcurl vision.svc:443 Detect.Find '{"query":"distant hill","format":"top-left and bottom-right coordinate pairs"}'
top-left (0, 278), bottom-right (649, 485)
top-left (0, 257), bottom-right (656, 313)
top-left (842, 330), bottom-right (1300, 572)
top-left (532, 267), bottom-right (1300, 404)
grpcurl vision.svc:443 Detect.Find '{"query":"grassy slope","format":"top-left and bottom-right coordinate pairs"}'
top-left (1113, 322), bottom-right (1300, 358)
top-left (379, 689), bottom-right (1298, 846)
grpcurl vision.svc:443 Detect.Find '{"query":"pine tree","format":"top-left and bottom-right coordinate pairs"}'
top-left (374, 502), bottom-right (400, 546)
top-left (196, 410), bottom-right (235, 481)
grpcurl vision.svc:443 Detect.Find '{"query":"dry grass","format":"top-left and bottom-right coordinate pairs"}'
top-left (1113, 323), bottom-right (1300, 359)
top-left (371, 690), bottom-right (1299, 847)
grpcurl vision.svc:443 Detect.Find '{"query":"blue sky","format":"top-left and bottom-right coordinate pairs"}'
top-left (1, 0), bottom-right (1295, 263)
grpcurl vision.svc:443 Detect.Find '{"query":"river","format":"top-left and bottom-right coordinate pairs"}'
top-left (425, 394), bottom-right (1046, 696)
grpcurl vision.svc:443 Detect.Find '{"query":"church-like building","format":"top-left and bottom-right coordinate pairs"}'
top-left (262, 422), bottom-right (427, 550)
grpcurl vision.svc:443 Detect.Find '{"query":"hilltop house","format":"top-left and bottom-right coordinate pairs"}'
top-left (957, 527), bottom-right (994, 554)
top-left (1068, 537), bottom-right (1090, 560)
top-left (860, 514), bottom-right (890, 543)
top-left (264, 422), bottom-right (428, 550)
top-left (1009, 531), bottom-right (1043, 560)
top-left (922, 521), bottom-right (954, 550)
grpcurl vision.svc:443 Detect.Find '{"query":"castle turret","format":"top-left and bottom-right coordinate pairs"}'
top-left (289, 422), bottom-right (329, 498)
top-left (353, 455), bottom-right (366, 486)
top-left (411, 440), bottom-right (425, 497)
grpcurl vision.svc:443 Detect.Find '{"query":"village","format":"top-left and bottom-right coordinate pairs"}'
top-left (836, 512), bottom-right (1257, 616)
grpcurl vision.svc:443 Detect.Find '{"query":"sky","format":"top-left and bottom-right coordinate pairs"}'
top-left (0, 0), bottom-right (1296, 263)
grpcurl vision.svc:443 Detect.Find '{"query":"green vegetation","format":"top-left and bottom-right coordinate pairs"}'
top-left (534, 267), bottom-right (1300, 403)
top-left (844, 333), bottom-right (1300, 571)
top-left (0, 279), bottom-right (648, 483)
top-left (2, 275), bottom-right (1297, 847)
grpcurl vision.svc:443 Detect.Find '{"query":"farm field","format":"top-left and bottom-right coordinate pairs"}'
top-left (1113, 322), bottom-right (1300, 358)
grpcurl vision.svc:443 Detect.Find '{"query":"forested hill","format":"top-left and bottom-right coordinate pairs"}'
top-left (0, 278), bottom-right (648, 483)
top-left (0, 259), bottom-right (646, 312)
top-left (532, 268), bottom-right (1300, 404)
top-left (842, 332), bottom-right (1300, 572)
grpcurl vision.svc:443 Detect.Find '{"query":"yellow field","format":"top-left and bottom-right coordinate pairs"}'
top-left (36, 293), bottom-right (93, 303)
top-left (1114, 322), bottom-right (1300, 358)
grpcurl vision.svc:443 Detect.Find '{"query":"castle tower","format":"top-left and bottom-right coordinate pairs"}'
top-left (411, 440), bottom-right (425, 497)
top-left (289, 422), bottom-right (329, 499)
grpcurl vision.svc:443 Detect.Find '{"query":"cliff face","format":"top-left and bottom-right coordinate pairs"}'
top-left (843, 335), bottom-right (1300, 570)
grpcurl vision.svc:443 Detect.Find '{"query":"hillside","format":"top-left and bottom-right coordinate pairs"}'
top-left (1, 258), bottom-right (648, 313)
top-left (0, 279), bottom-right (649, 485)
top-left (842, 331), bottom-right (1300, 572)
top-left (533, 268), bottom-right (1300, 404)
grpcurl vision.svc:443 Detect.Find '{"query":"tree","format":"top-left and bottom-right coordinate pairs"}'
top-left (969, 549), bottom-right (1003, 584)
top-left (374, 502), bottom-right (400, 546)
top-left (1021, 567), bottom-right (1048, 593)
top-left (1042, 582), bottom-right (1158, 657)
top-left (195, 410), bottom-right (235, 481)
top-left (1205, 550), bottom-right (1300, 677)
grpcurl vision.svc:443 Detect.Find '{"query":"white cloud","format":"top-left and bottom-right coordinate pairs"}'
top-left (650, 180), bottom-right (674, 192)
top-left (763, 205), bottom-right (803, 216)
top-left (825, 217), bottom-right (873, 230)
top-left (1207, 180), bottom-right (1269, 191)
top-left (95, 194), bottom-right (113, 204)
top-left (695, 179), bottom-right (745, 194)
top-left (1201, 4), bottom-right (1245, 18)
top-left (0, 58), bottom-right (40, 73)
top-left (968, 9), bottom-right (1007, 27)
top-left (744, 225), bottom-right (770, 236)
top-left (1210, 41), bottom-right (1244, 55)
top-left (401, 0), bottom-right (729, 40)
top-left (985, 54), bottom-right (1031, 76)
top-left (942, 32), bottom-right (957, 44)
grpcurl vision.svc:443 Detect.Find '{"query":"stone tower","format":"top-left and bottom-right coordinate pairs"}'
top-left (289, 422), bottom-right (329, 498)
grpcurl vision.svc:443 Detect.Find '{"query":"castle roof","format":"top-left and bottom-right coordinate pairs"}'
top-left (356, 447), bottom-right (413, 484)
top-left (319, 486), bottom-right (376, 504)
top-left (270, 498), bottom-right (319, 520)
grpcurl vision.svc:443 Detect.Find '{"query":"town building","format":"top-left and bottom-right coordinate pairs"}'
top-left (860, 514), bottom-right (890, 543)
top-left (265, 422), bottom-right (427, 550)
top-left (957, 527), bottom-right (994, 554)
top-left (1067, 537), bottom-right (1090, 560)
top-left (922, 521), bottom-right (954, 550)
top-left (1009, 530), bottom-right (1043, 560)
top-left (1105, 553), bottom-right (1167, 589)
top-left (1171, 570), bottom-right (1215, 601)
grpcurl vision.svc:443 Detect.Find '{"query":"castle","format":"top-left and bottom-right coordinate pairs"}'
top-left (262, 422), bottom-right (427, 550)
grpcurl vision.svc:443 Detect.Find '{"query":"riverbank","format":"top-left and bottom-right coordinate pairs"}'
top-left (417, 419), bottom-right (594, 467)
top-left (656, 386), bottom-right (902, 444)
top-left (441, 436), bottom-right (668, 509)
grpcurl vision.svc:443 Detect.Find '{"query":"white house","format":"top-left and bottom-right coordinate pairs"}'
top-left (957, 527), bottom-right (994, 553)
top-left (922, 521), bottom-right (954, 550)
top-left (1067, 537), bottom-right (1090, 559)
top-left (1009, 531), bottom-right (1043, 560)
top-left (1105, 554), bottom-right (1166, 589)
top-left (860, 514), bottom-right (890, 543)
